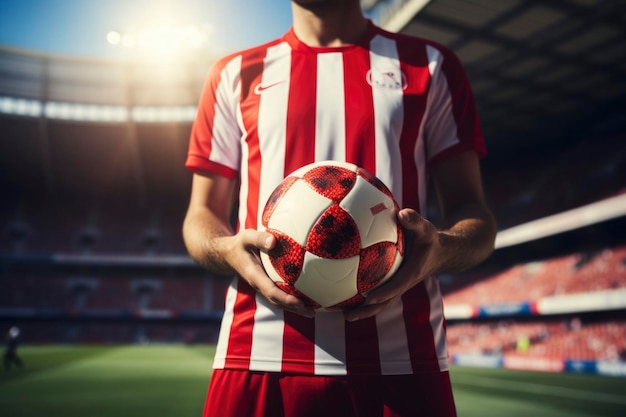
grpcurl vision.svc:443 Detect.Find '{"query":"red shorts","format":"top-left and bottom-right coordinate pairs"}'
top-left (203, 369), bottom-right (457, 417)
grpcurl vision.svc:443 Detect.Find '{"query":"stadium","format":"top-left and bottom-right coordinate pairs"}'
top-left (1, 0), bottom-right (625, 416)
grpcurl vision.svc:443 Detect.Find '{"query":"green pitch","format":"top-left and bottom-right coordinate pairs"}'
top-left (1, 345), bottom-right (625, 417)
top-left (0, 345), bottom-right (215, 417)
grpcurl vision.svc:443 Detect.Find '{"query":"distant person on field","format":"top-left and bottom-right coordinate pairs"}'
top-left (4, 326), bottom-right (24, 371)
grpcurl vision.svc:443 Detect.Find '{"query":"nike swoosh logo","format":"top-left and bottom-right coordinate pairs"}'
top-left (254, 80), bottom-right (286, 95)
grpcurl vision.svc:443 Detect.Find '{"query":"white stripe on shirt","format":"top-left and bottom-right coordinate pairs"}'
top-left (315, 52), bottom-right (346, 161)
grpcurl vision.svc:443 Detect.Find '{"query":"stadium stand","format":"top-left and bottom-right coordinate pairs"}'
top-left (447, 319), bottom-right (626, 361)
top-left (443, 246), bottom-right (626, 305)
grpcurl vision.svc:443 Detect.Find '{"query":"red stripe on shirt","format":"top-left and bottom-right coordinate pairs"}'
top-left (280, 49), bottom-right (318, 372)
top-left (344, 49), bottom-right (376, 172)
top-left (398, 39), bottom-right (430, 212)
top-left (345, 318), bottom-right (381, 375)
top-left (186, 58), bottom-right (230, 172)
top-left (239, 50), bottom-right (265, 229)
top-left (439, 47), bottom-right (486, 160)
top-left (223, 50), bottom-right (266, 370)
top-left (402, 283), bottom-right (439, 373)
top-left (284, 49), bottom-right (317, 176)
top-left (281, 312), bottom-right (316, 374)
top-left (224, 280), bottom-right (257, 369)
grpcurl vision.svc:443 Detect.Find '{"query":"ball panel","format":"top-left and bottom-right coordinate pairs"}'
top-left (296, 252), bottom-right (359, 307)
top-left (290, 160), bottom-right (357, 178)
top-left (357, 241), bottom-right (398, 292)
top-left (396, 223), bottom-right (405, 256)
top-left (380, 250), bottom-right (403, 285)
top-left (262, 176), bottom-right (299, 227)
top-left (302, 165), bottom-right (356, 202)
top-left (306, 204), bottom-right (360, 259)
top-left (260, 251), bottom-right (284, 284)
top-left (275, 281), bottom-right (322, 309)
top-left (263, 230), bottom-right (306, 284)
top-left (340, 176), bottom-right (398, 247)
top-left (356, 166), bottom-right (395, 200)
top-left (267, 179), bottom-right (332, 246)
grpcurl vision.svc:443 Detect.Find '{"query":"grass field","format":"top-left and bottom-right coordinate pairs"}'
top-left (1, 345), bottom-right (625, 417)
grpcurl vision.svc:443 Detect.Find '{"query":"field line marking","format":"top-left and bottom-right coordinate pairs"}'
top-left (452, 374), bottom-right (626, 405)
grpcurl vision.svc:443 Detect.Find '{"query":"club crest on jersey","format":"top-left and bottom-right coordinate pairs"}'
top-left (366, 68), bottom-right (407, 90)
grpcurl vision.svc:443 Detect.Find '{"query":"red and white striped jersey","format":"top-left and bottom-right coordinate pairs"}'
top-left (186, 22), bottom-right (485, 376)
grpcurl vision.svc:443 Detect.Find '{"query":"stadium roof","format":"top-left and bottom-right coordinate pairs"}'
top-left (381, 0), bottom-right (626, 158)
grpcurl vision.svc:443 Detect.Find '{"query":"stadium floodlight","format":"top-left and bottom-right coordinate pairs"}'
top-left (0, 97), bottom-right (42, 117)
top-left (131, 105), bottom-right (197, 123)
top-left (106, 23), bottom-right (209, 62)
top-left (43, 102), bottom-right (128, 122)
top-left (1, 97), bottom-right (197, 123)
top-left (106, 31), bottom-right (122, 45)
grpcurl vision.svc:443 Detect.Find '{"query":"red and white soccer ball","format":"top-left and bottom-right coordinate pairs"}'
top-left (260, 161), bottom-right (404, 310)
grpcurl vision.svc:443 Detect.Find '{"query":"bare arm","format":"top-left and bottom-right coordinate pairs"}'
top-left (183, 172), bottom-right (239, 274)
top-left (425, 150), bottom-right (497, 273)
top-left (183, 172), bottom-right (315, 317)
top-left (345, 151), bottom-right (497, 321)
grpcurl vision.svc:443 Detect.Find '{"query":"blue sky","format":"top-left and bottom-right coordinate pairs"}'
top-left (0, 0), bottom-right (294, 59)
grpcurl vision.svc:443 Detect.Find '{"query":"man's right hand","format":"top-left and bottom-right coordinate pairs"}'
top-left (220, 229), bottom-right (316, 318)
top-left (183, 172), bottom-right (315, 318)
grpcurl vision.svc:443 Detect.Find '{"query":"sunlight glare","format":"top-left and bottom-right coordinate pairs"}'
top-left (106, 31), bottom-right (122, 45)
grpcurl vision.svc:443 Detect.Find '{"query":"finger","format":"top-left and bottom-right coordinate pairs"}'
top-left (248, 273), bottom-right (315, 318)
top-left (242, 251), bottom-right (316, 318)
top-left (240, 229), bottom-right (275, 251)
top-left (363, 281), bottom-right (404, 307)
top-left (343, 254), bottom-right (414, 320)
top-left (257, 231), bottom-right (276, 250)
top-left (398, 208), bottom-right (424, 232)
top-left (266, 286), bottom-right (316, 318)
top-left (344, 298), bottom-right (395, 322)
top-left (240, 230), bottom-right (316, 317)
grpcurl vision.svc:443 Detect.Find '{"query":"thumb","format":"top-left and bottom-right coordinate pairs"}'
top-left (258, 231), bottom-right (276, 250)
top-left (397, 208), bottom-right (424, 231)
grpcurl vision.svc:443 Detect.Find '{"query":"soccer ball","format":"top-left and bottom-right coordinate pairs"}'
top-left (260, 161), bottom-right (404, 310)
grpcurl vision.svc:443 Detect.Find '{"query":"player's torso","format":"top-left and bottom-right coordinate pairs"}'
top-left (232, 33), bottom-right (434, 212)
top-left (211, 32), bottom-right (450, 376)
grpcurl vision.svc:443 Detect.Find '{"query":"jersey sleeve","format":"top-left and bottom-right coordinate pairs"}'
top-left (424, 44), bottom-right (486, 168)
top-left (186, 56), bottom-right (242, 179)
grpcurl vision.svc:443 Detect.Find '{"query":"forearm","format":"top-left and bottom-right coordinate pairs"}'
top-left (435, 202), bottom-right (497, 273)
top-left (182, 207), bottom-right (236, 275)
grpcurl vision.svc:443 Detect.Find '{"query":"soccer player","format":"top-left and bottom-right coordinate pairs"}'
top-left (183, 1), bottom-right (497, 416)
